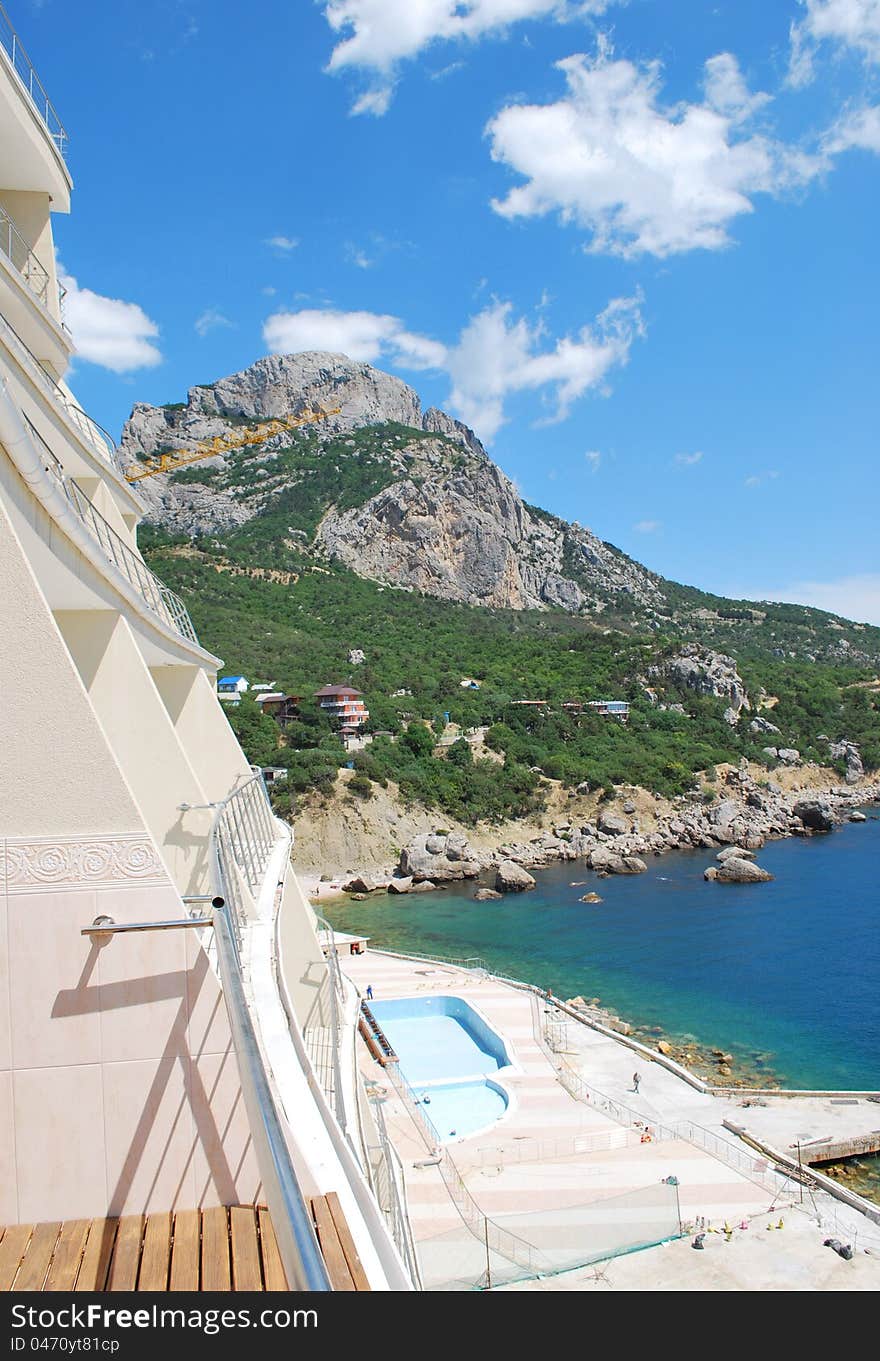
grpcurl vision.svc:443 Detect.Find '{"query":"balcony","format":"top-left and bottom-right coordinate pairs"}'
top-left (0, 4), bottom-right (67, 158)
top-left (0, 305), bottom-right (123, 477)
top-left (0, 202), bottom-right (48, 305)
top-left (28, 418), bottom-right (201, 648)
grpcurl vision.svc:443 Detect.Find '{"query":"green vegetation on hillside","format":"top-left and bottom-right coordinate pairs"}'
top-left (142, 527), bottom-right (880, 820)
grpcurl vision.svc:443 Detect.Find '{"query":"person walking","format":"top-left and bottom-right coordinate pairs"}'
top-left (632, 1071), bottom-right (641, 1094)
top-left (366, 984), bottom-right (373, 1000)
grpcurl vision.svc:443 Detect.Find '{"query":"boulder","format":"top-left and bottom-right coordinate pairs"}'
top-left (749, 716), bottom-right (781, 735)
top-left (473, 887), bottom-right (503, 901)
top-left (620, 856), bottom-right (648, 874)
top-left (579, 891), bottom-right (603, 903)
top-left (495, 860), bottom-right (537, 893)
top-left (343, 875), bottom-right (377, 894)
top-left (657, 1040), bottom-right (673, 1056)
top-left (400, 831), bottom-right (481, 880)
top-left (717, 845), bottom-right (755, 862)
top-left (410, 880), bottom-right (437, 893)
top-left (793, 799), bottom-right (835, 832)
top-left (597, 812), bottom-right (628, 836)
top-left (849, 811), bottom-right (867, 823)
top-left (387, 876), bottom-right (413, 894)
top-left (704, 866), bottom-right (719, 881)
top-left (714, 858), bottom-right (773, 883)
top-left (777, 748), bottom-right (801, 765)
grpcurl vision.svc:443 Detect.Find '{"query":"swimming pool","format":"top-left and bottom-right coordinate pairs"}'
top-left (369, 995), bottom-right (513, 1141)
top-left (413, 1079), bottom-right (508, 1143)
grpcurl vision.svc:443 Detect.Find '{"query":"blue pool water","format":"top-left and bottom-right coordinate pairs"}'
top-left (369, 995), bottom-right (511, 1140)
top-left (414, 1081), bottom-right (509, 1143)
top-left (332, 814), bottom-right (880, 1090)
top-left (369, 995), bottom-right (509, 1083)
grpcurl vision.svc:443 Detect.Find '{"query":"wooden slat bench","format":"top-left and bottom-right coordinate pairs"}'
top-left (0, 1207), bottom-right (290, 1292)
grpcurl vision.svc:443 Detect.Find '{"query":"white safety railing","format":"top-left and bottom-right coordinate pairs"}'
top-left (0, 3), bottom-right (68, 155)
top-left (0, 308), bottom-right (121, 472)
top-left (305, 914), bottom-right (348, 1140)
top-left (210, 770), bottom-right (278, 927)
top-left (363, 1091), bottom-right (423, 1288)
top-left (0, 204), bottom-right (49, 305)
top-left (30, 420), bottom-right (200, 646)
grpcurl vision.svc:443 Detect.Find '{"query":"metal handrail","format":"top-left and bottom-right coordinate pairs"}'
top-left (0, 204), bottom-right (49, 304)
top-left (0, 3), bottom-right (68, 154)
top-left (210, 770), bottom-right (278, 927)
top-left (306, 915), bottom-right (348, 1138)
top-left (27, 418), bottom-right (201, 646)
top-left (0, 307), bottom-right (120, 470)
top-left (211, 901), bottom-right (332, 1291)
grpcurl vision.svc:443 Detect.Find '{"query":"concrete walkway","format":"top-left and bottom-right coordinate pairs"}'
top-left (340, 951), bottom-right (864, 1289)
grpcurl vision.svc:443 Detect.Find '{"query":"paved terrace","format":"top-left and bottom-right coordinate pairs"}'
top-left (342, 953), bottom-right (793, 1287)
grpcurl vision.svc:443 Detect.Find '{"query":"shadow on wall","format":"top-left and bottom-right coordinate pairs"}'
top-left (52, 939), bottom-right (259, 1217)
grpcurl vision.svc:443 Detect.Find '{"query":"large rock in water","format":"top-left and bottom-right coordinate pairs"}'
top-left (712, 858), bottom-right (773, 883)
top-left (793, 800), bottom-right (835, 832)
top-left (495, 861), bottom-right (537, 893)
top-left (400, 832), bottom-right (481, 881)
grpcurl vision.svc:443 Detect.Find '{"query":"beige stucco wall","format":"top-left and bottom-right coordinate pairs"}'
top-left (57, 610), bottom-right (215, 899)
top-left (0, 491), bottom-right (141, 837)
top-left (151, 665), bottom-right (252, 804)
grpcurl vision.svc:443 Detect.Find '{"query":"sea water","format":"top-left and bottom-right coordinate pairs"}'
top-left (326, 812), bottom-right (880, 1091)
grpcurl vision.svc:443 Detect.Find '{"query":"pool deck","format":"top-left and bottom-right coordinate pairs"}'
top-left (337, 951), bottom-right (880, 1289)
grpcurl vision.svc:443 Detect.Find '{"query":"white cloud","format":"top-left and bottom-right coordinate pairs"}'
top-left (263, 292), bottom-right (641, 442)
top-left (262, 307), bottom-right (446, 369)
top-left (744, 469), bottom-right (780, 487)
top-left (703, 52), bottom-right (771, 124)
top-left (789, 0), bottom-right (880, 86)
top-left (346, 244), bottom-right (374, 269)
top-left (745, 573), bottom-right (880, 626)
top-left (443, 293), bottom-right (642, 440)
top-left (265, 235), bottom-right (299, 252)
top-left (674, 450), bottom-right (703, 466)
top-left (585, 449), bottom-right (602, 470)
top-left (823, 103), bottom-right (880, 152)
top-left (633, 519), bottom-right (661, 532)
top-left (194, 308), bottom-right (233, 338)
top-left (59, 268), bottom-right (162, 373)
top-left (488, 45), bottom-right (821, 258)
top-left (323, 0), bottom-right (613, 114)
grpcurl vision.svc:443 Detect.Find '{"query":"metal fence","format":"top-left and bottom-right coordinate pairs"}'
top-left (0, 204), bottom-right (49, 304)
top-left (0, 308), bottom-right (120, 471)
top-left (211, 771), bottom-right (278, 926)
top-left (211, 902), bottom-right (331, 1291)
top-left (363, 1093), bottom-right (423, 1288)
top-left (28, 421), bottom-right (200, 646)
top-left (304, 914), bottom-right (348, 1139)
top-left (0, 3), bottom-right (68, 155)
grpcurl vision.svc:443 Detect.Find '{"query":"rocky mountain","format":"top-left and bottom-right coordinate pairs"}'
top-left (122, 352), bottom-right (661, 615)
top-left (124, 351), bottom-right (880, 667)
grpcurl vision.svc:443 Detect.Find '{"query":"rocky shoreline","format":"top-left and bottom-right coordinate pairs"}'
top-left (331, 768), bottom-right (880, 895)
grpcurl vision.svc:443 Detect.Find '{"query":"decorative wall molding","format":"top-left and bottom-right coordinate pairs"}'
top-left (2, 832), bottom-right (171, 893)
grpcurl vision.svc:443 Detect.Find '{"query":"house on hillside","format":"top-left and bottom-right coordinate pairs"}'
top-left (314, 684), bottom-right (370, 731)
top-left (217, 675), bottom-right (248, 702)
top-left (254, 691), bottom-right (302, 728)
top-left (587, 700), bottom-right (630, 721)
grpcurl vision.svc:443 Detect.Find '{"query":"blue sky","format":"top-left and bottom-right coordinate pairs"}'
top-left (23, 0), bottom-right (880, 620)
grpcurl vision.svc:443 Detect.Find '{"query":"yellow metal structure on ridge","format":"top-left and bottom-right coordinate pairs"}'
top-left (125, 406), bottom-right (341, 482)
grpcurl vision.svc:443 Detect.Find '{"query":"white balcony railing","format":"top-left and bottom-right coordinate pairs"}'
top-left (0, 204), bottom-right (50, 305)
top-left (28, 418), bottom-right (201, 646)
top-left (0, 307), bottom-right (122, 473)
top-left (0, 4), bottom-right (68, 156)
top-left (210, 771), bottom-right (279, 927)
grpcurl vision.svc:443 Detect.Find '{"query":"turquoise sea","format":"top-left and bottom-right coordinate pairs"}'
top-left (326, 812), bottom-right (880, 1092)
